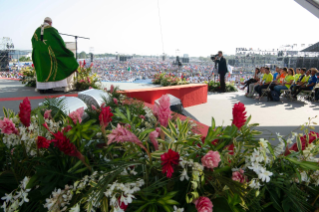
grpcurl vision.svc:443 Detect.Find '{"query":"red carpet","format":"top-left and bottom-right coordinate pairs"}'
top-left (120, 84), bottom-right (208, 107)
top-left (0, 93), bottom-right (78, 102)
top-left (0, 78), bottom-right (20, 81)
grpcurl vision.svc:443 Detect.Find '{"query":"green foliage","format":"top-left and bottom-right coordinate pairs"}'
top-left (19, 67), bottom-right (36, 87)
top-left (206, 81), bottom-right (237, 92)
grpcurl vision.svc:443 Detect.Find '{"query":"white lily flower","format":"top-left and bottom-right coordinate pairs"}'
top-left (258, 168), bottom-right (273, 183)
top-left (180, 168), bottom-right (189, 181)
top-left (69, 204), bottom-right (80, 212)
top-left (249, 179), bottom-right (261, 189)
top-left (173, 205), bottom-right (185, 212)
top-left (1, 192), bottom-right (13, 203)
top-left (248, 161), bottom-right (262, 174)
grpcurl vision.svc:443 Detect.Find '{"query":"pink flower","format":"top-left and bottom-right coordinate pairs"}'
top-left (0, 118), bottom-right (18, 135)
top-left (79, 61), bottom-right (82, 68)
top-left (91, 104), bottom-right (97, 111)
top-left (104, 87), bottom-right (107, 92)
top-left (139, 115), bottom-right (145, 120)
top-left (87, 77), bottom-right (91, 84)
top-left (19, 97), bottom-right (31, 127)
top-left (232, 102), bottom-right (247, 130)
top-left (79, 79), bottom-right (85, 83)
top-left (113, 98), bottom-right (118, 105)
top-left (89, 86), bottom-right (93, 89)
top-left (149, 130), bottom-right (159, 150)
top-left (90, 62), bottom-right (94, 68)
top-left (194, 197), bottom-right (213, 212)
top-left (107, 124), bottom-right (146, 150)
top-left (83, 60), bottom-right (86, 67)
top-left (201, 150), bottom-right (221, 169)
top-left (44, 109), bottom-right (52, 119)
top-left (232, 169), bottom-right (247, 183)
top-left (110, 84), bottom-right (114, 93)
top-left (153, 94), bottom-right (171, 127)
top-left (69, 107), bottom-right (84, 124)
top-left (11, 148), bottom-right (15, 155)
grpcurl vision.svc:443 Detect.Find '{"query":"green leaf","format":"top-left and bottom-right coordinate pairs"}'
top-left (296, 136), bottom-right (302, 154)
top-left (213, 197), bottom-right (233, 212)
top-left (3, 107), bottom-right (8, 118)
top-left (73, 167), bottom-right (88, 174)
top-left (26, 175), bottom-right (38, 189)
top-left (282, 198), bottom-right (291, 212)
top-left (101, 197), bottom-right (109, 212)
top-left (211, 117), bottom-right (216, 130)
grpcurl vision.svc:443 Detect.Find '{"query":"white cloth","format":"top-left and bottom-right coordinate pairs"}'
top-left (36, 79), bottom-right (68, 90)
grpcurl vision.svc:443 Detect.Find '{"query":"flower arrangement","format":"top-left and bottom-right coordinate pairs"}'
top-left (20, 66), bottom-right (36, 87)
top-left (206, 80), bottom-right (237, 92)
top-left (0, 87), bottom-right (319, 212)
top-left (74, 60), bottom-right (100, 91)
top-left (153, 73), bottom-right (189, 86)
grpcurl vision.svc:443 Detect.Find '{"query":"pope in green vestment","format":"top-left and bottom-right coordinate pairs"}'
top-left (31, 19), bottom-right (78, 90)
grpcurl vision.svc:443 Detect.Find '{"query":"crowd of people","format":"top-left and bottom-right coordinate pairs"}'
top-left (0, 70), bottom-right (21, 79)
top-left (240, 66), bottom-right (319, 101)
top-left (91, 58), bottom-right (217, 83)
top-left (0, 58), bottom-right (253, 85)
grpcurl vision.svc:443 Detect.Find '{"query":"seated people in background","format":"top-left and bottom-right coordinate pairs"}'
top-left (293, 68), bottom-right (301, 84)
top-left (304, 69), bottom-right (311, 83)
top-left (247, 67), bottom-right (264, 97)
top-left (270, 67), bottom-right (287, 91)
top-left (292, 68), bottom-right (318, 98)
top-left (242, 68), bottom-right (260, 96)
top-left (290, 68), bottom-right (306, 93)
top-left (270, 68), bottom-right (294, 100)
top-left (273, 66), bottom-right (280, 82)
top-left (254, 67), bottom-right (273, 99)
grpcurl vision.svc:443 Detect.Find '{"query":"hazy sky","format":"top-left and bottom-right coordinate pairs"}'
top-left (1, 0), bottom-right (319, 56)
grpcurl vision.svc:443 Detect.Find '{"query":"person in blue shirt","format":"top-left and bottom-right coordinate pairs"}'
top-left (292, 68), bottom-right (318, 98)
top-left (273, 66), bottom-right (280, 82)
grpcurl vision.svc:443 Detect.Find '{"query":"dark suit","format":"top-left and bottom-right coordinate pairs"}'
top-left (215, 57), bottom-right (228, 92)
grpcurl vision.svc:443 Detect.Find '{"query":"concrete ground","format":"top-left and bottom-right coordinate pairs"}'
top-left (1, 79), bottom-right (318, 144)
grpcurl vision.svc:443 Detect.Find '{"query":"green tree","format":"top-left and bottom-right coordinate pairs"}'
top-left (79, 51), bottom-right (87, 59)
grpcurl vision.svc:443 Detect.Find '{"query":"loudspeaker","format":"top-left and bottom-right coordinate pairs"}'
top-left (78, 89), bottom-right (111, 108)
top-left (90, 53), bottom-right (94, 63)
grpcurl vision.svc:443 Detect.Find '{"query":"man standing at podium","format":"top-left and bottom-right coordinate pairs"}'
top-left (31, 17), bottom-right (78, 93)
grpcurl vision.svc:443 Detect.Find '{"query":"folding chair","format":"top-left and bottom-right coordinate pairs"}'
top-left (260, 83), bottom-right (272, 101)
top-left (298, 90), bottom-right (315, 102)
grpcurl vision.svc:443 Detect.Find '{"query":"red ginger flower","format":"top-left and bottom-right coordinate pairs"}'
top-left (287, 131), bottom-right (319, 154)
top-left (161, 149), bottom-right (180, 178)
top-left (99, 106), bottom-right (114, 129)
top-left (19, 97), bottom-right (31, 127)
top-left (110, 84), bottom-right (114, 93)
top-left (37, 136), bottom-right (51, 149)
top-left (232, 102), bottom-right (247, 129)
top-left (52, 131), bottom-right (82, 159)
top-left (194, 196), bottom-right (213, 212)
top-left (83, 60), bottom-right (86, 67)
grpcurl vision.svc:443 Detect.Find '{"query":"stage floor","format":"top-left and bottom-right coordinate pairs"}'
top-left (1, 79), bottom-right (319, 146)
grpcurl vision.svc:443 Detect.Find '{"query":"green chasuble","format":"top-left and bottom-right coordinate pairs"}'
top-left (31, 25), bottom-right (78, 82)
